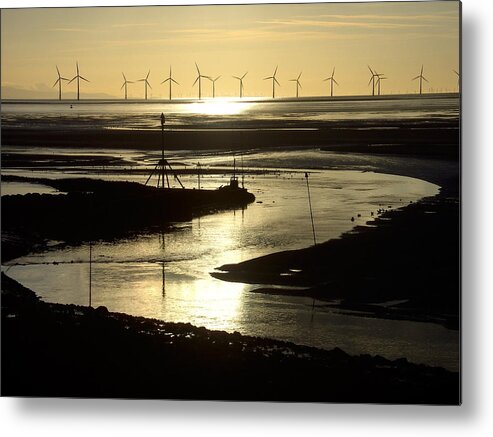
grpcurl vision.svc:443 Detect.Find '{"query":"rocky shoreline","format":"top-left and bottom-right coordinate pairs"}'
top-left (1, 273), bottom-right (459, 403)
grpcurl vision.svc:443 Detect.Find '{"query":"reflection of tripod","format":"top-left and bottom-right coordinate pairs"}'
top-left (145, 113), bottom-right (184, 189)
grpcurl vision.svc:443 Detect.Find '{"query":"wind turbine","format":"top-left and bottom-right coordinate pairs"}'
top-left (121, 73), bottom-right (133, 100)
top-left (68, 62), bottom-right (89, 101)
top-left (208, 76), bottom-right (221, 98)
top-left (161, 66), bottom-right (179, 100)
top-left (412, 65), bottom-right (429, 95)
top-left (138, 70), bottom-right (152, 100)
top-left (453, 69), bottom-right (460, 92)
top-left (232, 72), bottom-right (247, 98)
top-left (289, 72), bottom-right (302, 98)
top-left (193, 63), bottom-right (210, 99)
top-left (323, 67), bottom-right (339, 97)
top-left (52, 66), bottom-right (69, 100)
top-left (367, 65), bottom-right (377, 96)
top-left (264, 66), bottom-right (280, 98)
top-left (376, 75), bottom-right (387, 96)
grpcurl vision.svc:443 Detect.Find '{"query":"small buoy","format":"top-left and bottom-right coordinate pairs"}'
top-left (371, 212), bottom-right (374, 216)
top-left (351, 217), bottom-right (355, 222)
top-left (357, 213), bottom-right (361, 217)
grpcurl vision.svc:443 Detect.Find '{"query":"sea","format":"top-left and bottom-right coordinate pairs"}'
top-left (1, 95), bottom-right (460, 370)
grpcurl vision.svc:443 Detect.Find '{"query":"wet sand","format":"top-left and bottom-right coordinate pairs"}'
top-left (1, 272), bottom-right (459, 403)
top-left (2, 119), bottom-right (459, 159)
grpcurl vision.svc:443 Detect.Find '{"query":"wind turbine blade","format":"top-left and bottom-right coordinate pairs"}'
top-left (172, 79), bottom-right (179, 85)
top-left (263, 76), bottom-right (273, 80)
top-left (195, 62), bottom-right (200, 75)
top-left (146, 70), bottom-right (150, 79)
top-left (56, 65), bottom-right (60, 76)
top-left (53, 79), bottom-right (59, 88)
top-left (161, 78), bottom-right (170, 84)
top-left (192, 76), bottom-right (199, 87)
top-left (80, 76), bottom-right (89, 82)
top-left (121, 83), bottom-right (125, 90)
top-left (333, 79), bottom-right (339, 86)
top-left (289, 79), bottom-right (296, 82)
top-left (147, 81), bottom-right (152, 89)
top-left (274, 78), bottom-right (280, 86)
top-left (421, 65), bottom-right (424, 75)
top-left (323, 77), bottom-right (330, 82)
top-left (453, 70), bottom-right (459, 76)
top-left (368, 77), bottom-right (374, 86)
top-left (298, 82), bottom-right (302, 89)
top-left (422, 76), bottom-right (429, 83)
top-left (273, 65), bottom-right (278, 76)
top-left (233, 76), bottom-right (241, 80)
top-left (61, 77), bottom-right (70, 81)
top-left (76, 62), bottom-right (79, 75)
top-left (122, 72), bottom-right (126, 81)
top-left (368, 65), bottom-right (374, 75)
top-left (68, 77), bottom-right (76, 84)
top-left (241, 72), bottom-right (248, 79)
top-left (332, 66), bottom-right (335, 77)
top-left (412, 76), bottom-right (420, 81)
top-left (298, 72), bottom-right (302, 80)
top-left (127, 81), bottom-right (134, 84)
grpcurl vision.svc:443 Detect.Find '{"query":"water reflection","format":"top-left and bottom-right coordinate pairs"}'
top-left (2, 166), bottom-right (459, 369)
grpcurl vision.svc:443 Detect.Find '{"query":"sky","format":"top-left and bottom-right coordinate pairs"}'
top-left (1, 1), bottom-right (460, 99)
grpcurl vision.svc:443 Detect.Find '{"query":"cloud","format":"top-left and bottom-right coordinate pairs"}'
top-left (257, 18), bottom-right (434, 30)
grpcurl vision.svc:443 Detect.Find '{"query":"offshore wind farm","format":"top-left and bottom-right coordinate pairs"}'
top-left (1, 1), bottom-right (460, 403)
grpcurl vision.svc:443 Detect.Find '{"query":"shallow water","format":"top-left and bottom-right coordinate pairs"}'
top-left (3, 149), bottom-right (459, 370)
top-left (1, 95), bottom-right (459, 131)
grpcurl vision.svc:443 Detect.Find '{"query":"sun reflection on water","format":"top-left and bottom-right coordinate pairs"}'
top-left (186, 98), bottom-right (255, 116)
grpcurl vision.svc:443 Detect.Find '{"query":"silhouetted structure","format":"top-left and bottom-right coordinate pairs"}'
top-left (161, 66), bottom-right (179, 100)
top-left (138, 70), bottom-right (152, 100)
top-left (413, 65), bottom-right (429, 95)
top-left (68, 61), bottom-right (89, 101)
top-left (208, 76), bottom-right (221, 98)
top-left (52, 66), bottom-right (69, 100)
top-left (232, 72), bottom-right (248, 98)
top-left (264, 66), bottom-right (280, 98)
top-left (193, 63), bottom-right (210, 99)
top-left (145, 113), bottom-right (184, 189)
top-left (121, 72), bottom-right (133, 100)
top-left (323, 67), bottom-right (339, 97)
top-left (289, 72), bottom-right (302, 98)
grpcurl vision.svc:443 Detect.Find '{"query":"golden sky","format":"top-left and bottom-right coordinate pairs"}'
top-left (1, 1), bottom-right (460, 99)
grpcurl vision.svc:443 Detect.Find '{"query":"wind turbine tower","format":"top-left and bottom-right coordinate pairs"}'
top-left (138, 70), bottom-right (152, 100)
top-left (161, 66), bottom-right (179, 100)
top-left (453, 69), bottom-right (460, 92)
top-left (68, 62), bottom-right (89, 101)
top-left (323, 67), bottom-right (339, 97)
top-left (193, 63), bottom-right (210, 99)
top-left (209, 76), bottom-right (221, 98)
top-left (121, 73), bottom-right (133, 100)
top-left (376, 75), bottom-right (387, 96)
top-left (233, 72), bottom-right (248, 98)
top-left (412, 65), bottom-right (429, 95)
top-left (289, 72), bottom-right (302, 98)
top-left (53, 66), bottom-right (69, 100)
top-left (264, 66), bottom-right (280, 98)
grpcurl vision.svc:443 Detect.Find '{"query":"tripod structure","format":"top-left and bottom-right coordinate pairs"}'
top-left (145, 113), bottom-right (185, 189)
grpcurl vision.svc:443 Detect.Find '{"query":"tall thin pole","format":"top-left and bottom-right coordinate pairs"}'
top-left (89, 240), bottom-right (92, 307)
top-left (197, 162), bottom-right (201, 190)
top-left (161, 113), bottom-right (165, 189)
top-left (305, 172), bottom-right (317, 246)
